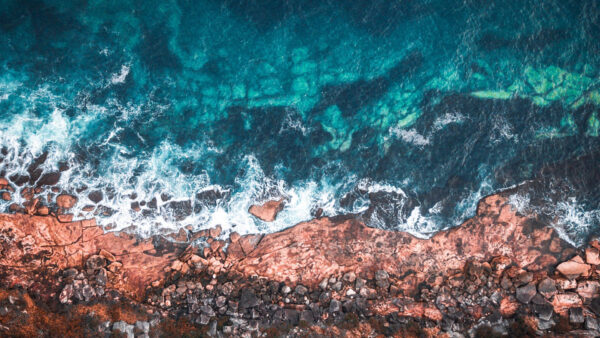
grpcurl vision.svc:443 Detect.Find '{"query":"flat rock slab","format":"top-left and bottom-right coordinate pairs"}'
top-left (248, 199), bottom-right (285, 222)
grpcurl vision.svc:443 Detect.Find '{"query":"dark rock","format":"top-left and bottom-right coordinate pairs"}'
top-left (319, 291), bottom-right (331, 304)
top-left (375, 270), bottom-right (390, 289)
top-left (300, 310), bottom-right (314, 324)
top-left (570, 307), bottom-right (585, 324)
top-left (86, 255), bottom-right (107, 270)
top-left (88, 191), bottom-right (103, 203)
top-left (516, 283), bottom-right (537, 304)
top-left (538, 278), bottom-right (557, 299)
top-left (329, 299), bottom-right (341, 313)
top-left (295, 285), bottom-right (308, 296)
top-left (591, 297), bottom-right (600, 315)
top-left (533, 304), bottom-right (554, 321)
top-left (200, 305), bottom-right (215, 317)
top-left (112, 321), bottom-right (134, 337)
top-left (343, 271), bottom-right (357, 283)
top-left (586, 317), bottom-right (599, 331)
top-left (239, 288), bottom-right (259, 309)
top-left (37, 172), bottom-right (61, 186)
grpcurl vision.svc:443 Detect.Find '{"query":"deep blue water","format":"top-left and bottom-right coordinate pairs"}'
top-left (0, 0), bottom-right (599, 244)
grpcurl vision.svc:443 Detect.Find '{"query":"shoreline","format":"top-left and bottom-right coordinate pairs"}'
top-left (1, 190), bottom-right (600, 336)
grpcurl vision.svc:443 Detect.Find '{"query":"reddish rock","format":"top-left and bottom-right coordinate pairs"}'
top-left (1, 192), bottom-right (11, 201)
top-left (576, 280), bottom-right (600, 301)
top-left (500, 296), bottom-right (519, 317)
top-left (248, 198), bottom-right (285, 222)
top-left (230, 195), bottom-right (571, 288)
top-left (209, 225), bottom-right (222, 238)
top-left (556, 259), bottom-right (591, 280)
top-left (586, 247), bottom-right (600, 265)
top-left (36, 206), bottom-right (49, 216)
top-left (56, 194), bottom-right (77, 209)
top-left (552, 293), bottom-right (583, 315)
top-left (0, 214), bottom-right (181, 300)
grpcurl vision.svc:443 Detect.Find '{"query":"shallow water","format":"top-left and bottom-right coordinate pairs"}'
top-left (0, 0), bottom-right (599, 244)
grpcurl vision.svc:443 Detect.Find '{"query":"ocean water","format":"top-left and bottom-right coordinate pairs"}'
top-left (0, 0), bottom-right (599, 244)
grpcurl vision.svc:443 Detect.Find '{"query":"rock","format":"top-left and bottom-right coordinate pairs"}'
top-left (59, 284), bottom-right (73, 304)
top-left (281, 285), bottom-right (291, 294)
top-left (577, 280), bottom-right (600, 301)
top-left (135, 321), bottom-right (150, 334)
top-left (294, 285), bottom-right (308, 296)
top-left (228, 195), bottom-right (571, 289)
top-left (88, 191), bottom-right (103, 203)
top-left (209, 225), bottom-right (222, 238)
top-left (200, 305), bottom-right (216, 317)
top-left (375, 270), bottom-right (390, 289)
top-left (552, 293), bottom-right (583, 315)
top-left (343, 271), bottom-right (356, 284)
top-left (516, 271), bottom-right (533, 286)
top-left (556, 277), bottom-right (577, 290)
top-left (99, 249), bottom-right (116, 262)
top-left (570, 307), bottom-right (585, 324)
top-left (85, 255), bottom-right (107, 270)
top-left (318, 278), bottom-right (328, 290)
top-left (1, 192), bottom-right (10, 201)
top-left (533, 304), bottom-right (554, 321)
top-left (500, 297), bottom-right (519, 317)
top-left (516, 283), bottom-right (537, 304)
top-left (239, 288), bottom-right (259, 309)
top-left (112, 321), bottom-right (134, 338)
top-left (248, 199), bottom-right (285, 222)
top-left (586, 247), bottom-right (600, 265)
top-left (346, 289), bottom-right (356, 297)
top-left (538, 278), bottom-right (557, 298)
top-left (329, 299), bottom-right (341, 313)
top-left (590, 297), bottom-right (600, 315)
top-left (537, 318), bottom-right (555, 330)
top-left (586, 317), bottom-right (599, 331)
top-left (56, 194), bottom-right (77, 209)
top-left (556, 260), bottom-right (591, 280)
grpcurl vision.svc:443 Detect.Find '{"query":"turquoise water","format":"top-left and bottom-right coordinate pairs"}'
top-left (0, 0), bottom-right (599, 243)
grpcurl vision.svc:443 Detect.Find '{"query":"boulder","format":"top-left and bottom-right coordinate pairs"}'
top-left (516, 283), bottom-right (537, 304)
top-left (556, 260), bottom-right (591, 280)
top-left (248, 198), bottom-right (285, 222)
top-left (56, 194), bottom-right (77, 209)
top-left (538, 278), bottom-right (557, 298)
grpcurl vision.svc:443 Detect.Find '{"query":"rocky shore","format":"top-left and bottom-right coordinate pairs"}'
top-left (1, 180), bottom-right (600, 337)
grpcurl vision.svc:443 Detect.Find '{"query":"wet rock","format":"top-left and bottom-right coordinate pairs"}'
top-left (248, 199), bottom-right (285, 222)
top-left (538, 278), bottom-right (557, 298)
top-left (590, 297), bottom-right (600, 315)
top-left (88, 191), bottom-right (103, 203)
top-left (56, 194), bottom-right (77, 209)
top-left (319, 291), bottom-right (331, 304)
top-left (1, 192), bottom-right (10, 201)
top-left (516, 283), bottom-right (537, 304)
top-left (570, 307), bottom-right (585, 324)
top-left (37, 172), bottom-right (61, 186)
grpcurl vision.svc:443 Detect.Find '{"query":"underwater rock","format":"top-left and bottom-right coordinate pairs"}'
top-left (248, 198), bottom-right (285, 222)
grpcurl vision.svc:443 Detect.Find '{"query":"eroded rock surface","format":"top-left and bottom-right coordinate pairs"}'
top-left (248, 198), bottom-right (286, 222)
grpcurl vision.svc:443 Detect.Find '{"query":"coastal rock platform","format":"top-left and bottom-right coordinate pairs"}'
top-left (1, 193), bottom-right (600, 336)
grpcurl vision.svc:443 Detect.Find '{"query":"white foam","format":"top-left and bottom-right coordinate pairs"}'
top-left (433, 112), bottom-right (465, 130)
top-left (390, 127), bottom-right (430, 146)
top-left (110, 65), bottom-right (130, 84)
top-left (551, 198), bottom-right (600, 247)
